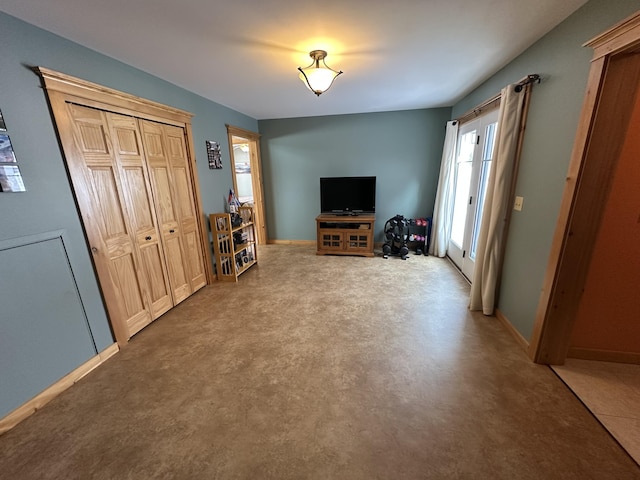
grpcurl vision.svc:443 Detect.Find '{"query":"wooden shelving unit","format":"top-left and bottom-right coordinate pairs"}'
top-left (316, 214), bottom-right (375, 257)
top-left (210, 206), bottom-right (257, 281)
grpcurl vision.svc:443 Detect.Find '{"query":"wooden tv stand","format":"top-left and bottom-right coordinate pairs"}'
top-left (316, 214), bottom-right (375, 257)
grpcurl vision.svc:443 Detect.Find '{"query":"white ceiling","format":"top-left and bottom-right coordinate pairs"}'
top-left (1, 0), bottom-right (589, 120)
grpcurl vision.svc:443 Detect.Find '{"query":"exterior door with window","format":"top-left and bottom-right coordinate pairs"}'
top-left (448, 109), bottom-right (498, 280)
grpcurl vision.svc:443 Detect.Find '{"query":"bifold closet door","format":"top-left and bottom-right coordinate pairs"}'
top-left (66, 104), bottom-right (173, 337)
top-left (139, 120), bottom-right (206, 303)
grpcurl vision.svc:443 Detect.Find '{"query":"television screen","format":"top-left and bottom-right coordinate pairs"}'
top-left (320, 176), bottom-right (376, 214)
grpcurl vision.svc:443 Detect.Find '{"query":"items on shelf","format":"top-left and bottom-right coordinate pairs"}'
top-left (210, 206), bottom-right (257, 282)
top-left (407, 217), bottom-right (432, 256)
top-left (228, 188), bottom-right (241, 213)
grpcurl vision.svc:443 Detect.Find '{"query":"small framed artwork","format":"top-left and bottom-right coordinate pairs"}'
top-left (206, 140), bottom-right (223, 169)
top-left (0, 109), bottom-right (6, 132)
top-left (0, 134), bottom-right (17, 163)
top-left (0, 164), bottom-right (26, 192)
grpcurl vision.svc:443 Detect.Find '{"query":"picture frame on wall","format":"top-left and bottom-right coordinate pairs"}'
top-left (0, 164), bottom-right (26, 192)
top-left (0, 109), bottom-right (6, 132)
top-left (0, 134), bottom-right (17, 163)
top-left (206, 140), bottom-right (223, 169)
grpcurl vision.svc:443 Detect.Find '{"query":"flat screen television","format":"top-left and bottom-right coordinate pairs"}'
top-left (320, 176), bottom-right (376, 215)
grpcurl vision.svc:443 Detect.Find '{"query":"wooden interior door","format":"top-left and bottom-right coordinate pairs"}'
top-left (139, 120), bottom-right (206, 303)
top-left (66, 104), bottom-right (171, 338)
top-left (162, 124), bottom-right (207, 291)
top-left (107, 113), bottom-right (174, 326)
top-left (37, 67), bottom-right (215, 345)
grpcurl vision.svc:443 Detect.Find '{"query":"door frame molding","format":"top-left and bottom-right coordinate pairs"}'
top-left (528, 11), bottom-right (640, 364)
top-left (35, 67), bottom-right (214, 345)
top-left (226, 124), bottom-right (268, 244)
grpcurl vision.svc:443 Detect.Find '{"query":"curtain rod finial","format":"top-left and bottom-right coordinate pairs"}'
top-left (515, 73), bottom-right (541, 92)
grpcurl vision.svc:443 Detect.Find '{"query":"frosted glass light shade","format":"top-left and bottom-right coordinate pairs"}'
top-left (298, 50), bottom-right (342, 96)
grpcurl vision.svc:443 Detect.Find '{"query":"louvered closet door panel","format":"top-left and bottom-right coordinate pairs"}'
top-left (139, 120), bottom-right (191, 304)
top-left (105, 113), bottom-right (173, 324)
top-left (164, 125), bottom-right (206, 291)
top-left (66, 104), bottom-right (152, 337)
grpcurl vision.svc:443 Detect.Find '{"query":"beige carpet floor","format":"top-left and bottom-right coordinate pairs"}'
top-left (0, 245), bottom-right (638, 479)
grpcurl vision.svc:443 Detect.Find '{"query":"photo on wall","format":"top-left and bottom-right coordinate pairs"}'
top-left (0, 164), bottom-right (26, 192)
top-left (206, 140), bottom-right (223, 169)
top-left (0, 134), bottom-right (17, 163)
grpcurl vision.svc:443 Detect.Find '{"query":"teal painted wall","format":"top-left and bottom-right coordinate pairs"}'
top-left (258, 109), bottom-right (452, 241)
top-left (2, 0), bottom-right (638, 420)
top-left (451, 0), bottom-right (640, 340)
top-left (0, 12), bottom-right (256, 418)
top-left (0, 234), bottom-right (98, 416)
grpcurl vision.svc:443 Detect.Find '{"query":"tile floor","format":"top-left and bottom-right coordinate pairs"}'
top-left (552, 359), bottom-right (640, 465)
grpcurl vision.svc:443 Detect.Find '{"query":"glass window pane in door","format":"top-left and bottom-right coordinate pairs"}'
top-left (470, 122), bottom-right (498, 260)
top-left (450, 130), bottom-right (476, 247)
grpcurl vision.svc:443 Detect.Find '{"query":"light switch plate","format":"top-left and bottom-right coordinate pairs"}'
top-left (514, 196), bottom-right (524, 211)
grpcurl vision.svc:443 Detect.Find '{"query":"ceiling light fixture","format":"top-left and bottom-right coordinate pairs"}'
top-left (298, 50), bottom-right (343, 96)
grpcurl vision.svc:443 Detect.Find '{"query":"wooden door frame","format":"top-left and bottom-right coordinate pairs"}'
top-left (528, 12), bottom-right (640, 364)
top-left (35, 67), bottom-right (215, 345)
top-left (226, 124), bottom-right (268, 244)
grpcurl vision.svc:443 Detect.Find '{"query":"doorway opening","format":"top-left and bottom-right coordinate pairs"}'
top-left (226, 125), bottom-right (267, 244)
top-left (529, 13), bottom-right (640, 365)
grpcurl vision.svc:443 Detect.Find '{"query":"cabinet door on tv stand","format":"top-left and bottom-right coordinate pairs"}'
top-left (319, 231), bottom-right (344, 251)
top-left (344, 231), bottom-right (371, 253)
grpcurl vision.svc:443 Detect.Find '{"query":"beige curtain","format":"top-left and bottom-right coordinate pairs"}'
top-left (469, 84), bottom-right (527, 314)
top-left (429, 120), bottom-right (459, 257)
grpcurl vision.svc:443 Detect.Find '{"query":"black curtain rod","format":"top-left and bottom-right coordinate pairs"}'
top-left (515, 74), bottom-right (541, 92)
top-left (456, 73), bottom-right (542, 123)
